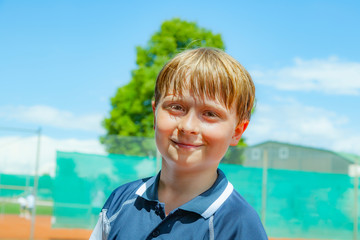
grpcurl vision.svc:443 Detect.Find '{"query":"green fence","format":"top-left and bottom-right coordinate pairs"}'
top-left (0, 173), bottom-right (53, 200)
top-left (223, 165), bottom-right (355, 239)
top-left (53, 151), bottom-right (157, 229)
top-left (53, 151), bottom-right (359, 239)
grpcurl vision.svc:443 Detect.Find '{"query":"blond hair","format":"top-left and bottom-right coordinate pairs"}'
top-left (154, 48), bottom-right (255, 122)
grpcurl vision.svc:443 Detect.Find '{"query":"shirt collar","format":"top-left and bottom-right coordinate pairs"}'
top-left (135, 172), bottom-right (159, 201)
top-left (135, 169), bottom-right (233, 219)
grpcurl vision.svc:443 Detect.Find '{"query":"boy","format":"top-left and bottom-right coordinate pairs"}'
top-left (90, 48), bottom-right (268, 239)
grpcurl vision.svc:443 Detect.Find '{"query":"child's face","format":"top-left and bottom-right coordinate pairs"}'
top-left (152, 89), bottom-right (248, 171)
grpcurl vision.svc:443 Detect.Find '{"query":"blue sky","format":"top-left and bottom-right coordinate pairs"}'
top-left (0, 0), bottom-right (359, 174)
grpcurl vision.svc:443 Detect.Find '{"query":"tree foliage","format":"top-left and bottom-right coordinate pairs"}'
top-left (101, 18), bottom-right (247, 162)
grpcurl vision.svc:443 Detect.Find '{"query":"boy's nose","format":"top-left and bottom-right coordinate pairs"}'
top-left (178, 111), bottom-right (200, 135)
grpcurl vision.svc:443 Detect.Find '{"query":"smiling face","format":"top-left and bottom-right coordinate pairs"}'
top-left (153, 90), bottom-right (248, 172)
top-left (153, 48), bottom-right (254, 173)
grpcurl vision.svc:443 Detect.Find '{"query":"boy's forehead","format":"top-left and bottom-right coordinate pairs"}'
top-left (157, 69), bottom-right (238, 112)
top-left (162, 89), bottom-right (231, 109)
top-left (164, 88), bottom-right (212, 100)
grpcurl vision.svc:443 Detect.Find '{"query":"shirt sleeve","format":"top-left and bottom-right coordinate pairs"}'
top-left (89, 209), bottom-right (110, 240)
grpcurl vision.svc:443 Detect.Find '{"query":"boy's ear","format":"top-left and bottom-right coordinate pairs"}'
top-left (152, 101), bottom-right (156, 129)
top-left (152, 101), bottom-right (156, 113)
top-left (230, 121), bottom-right (249, 146)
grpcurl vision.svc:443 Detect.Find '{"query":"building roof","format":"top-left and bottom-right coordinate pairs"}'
top-left (250, 140), bottom-right (360, 164)
top-left (335, 152), bottom-right (360, 164)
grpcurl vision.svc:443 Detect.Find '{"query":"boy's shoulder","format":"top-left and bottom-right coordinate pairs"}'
top-left (220, 188), bottom-right (259, 218)
top-left (214, 188), bottom-right (267, 238)
top-left (102, 177), bottom-right (151, 214)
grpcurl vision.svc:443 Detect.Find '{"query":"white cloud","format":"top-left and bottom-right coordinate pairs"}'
top-left (244, 99), bottom-right (360, 155)
top-left (252, 57), bottom-right (360, 95)
top-left (0, 105), bottom-right (104, 133)
top-left (0, 135), bottom-right (106, 176)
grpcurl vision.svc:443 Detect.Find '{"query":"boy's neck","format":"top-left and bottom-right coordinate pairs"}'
top-left (158, 161), bottom-right (218, 215)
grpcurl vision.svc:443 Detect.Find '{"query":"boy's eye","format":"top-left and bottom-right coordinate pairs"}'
top-left (168, 104), bottom-right (184, 112)
top-left (203, 111), bottom-right (219, 118)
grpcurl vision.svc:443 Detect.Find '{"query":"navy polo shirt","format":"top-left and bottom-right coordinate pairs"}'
top-left (90, 169), bottom-right (267, 240)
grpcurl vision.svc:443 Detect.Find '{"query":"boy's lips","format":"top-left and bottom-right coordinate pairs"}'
top-left (170, 139), bottom-right (203, 149)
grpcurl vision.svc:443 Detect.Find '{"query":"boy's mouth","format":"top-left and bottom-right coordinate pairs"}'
top-left (170, 139), bottom-right (203, 149)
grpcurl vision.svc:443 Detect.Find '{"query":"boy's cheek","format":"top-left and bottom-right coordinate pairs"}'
top-left (154, 114), bottom-right (173, 133)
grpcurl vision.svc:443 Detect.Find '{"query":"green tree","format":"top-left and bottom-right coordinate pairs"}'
top-left (101, 18), bottom-right (249, 163)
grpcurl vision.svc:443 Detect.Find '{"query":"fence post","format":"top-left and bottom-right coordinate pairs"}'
top-left (30, 127), bottom-right (41, 240)
top-left (261, 149), bottom-right (268, 227)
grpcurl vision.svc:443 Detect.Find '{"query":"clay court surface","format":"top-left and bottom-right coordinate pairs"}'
top-left (0, 215), bottom-right (91, 240)
top-left (0, 214), bottom-right (320, 240)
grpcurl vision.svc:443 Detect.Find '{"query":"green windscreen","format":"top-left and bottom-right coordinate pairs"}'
top-left (53, 151), bottom-right (358, 239)
top-left (53, 151), bottom-right (157, 229)
top-left (0, 173), bottom-right (53, 200)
